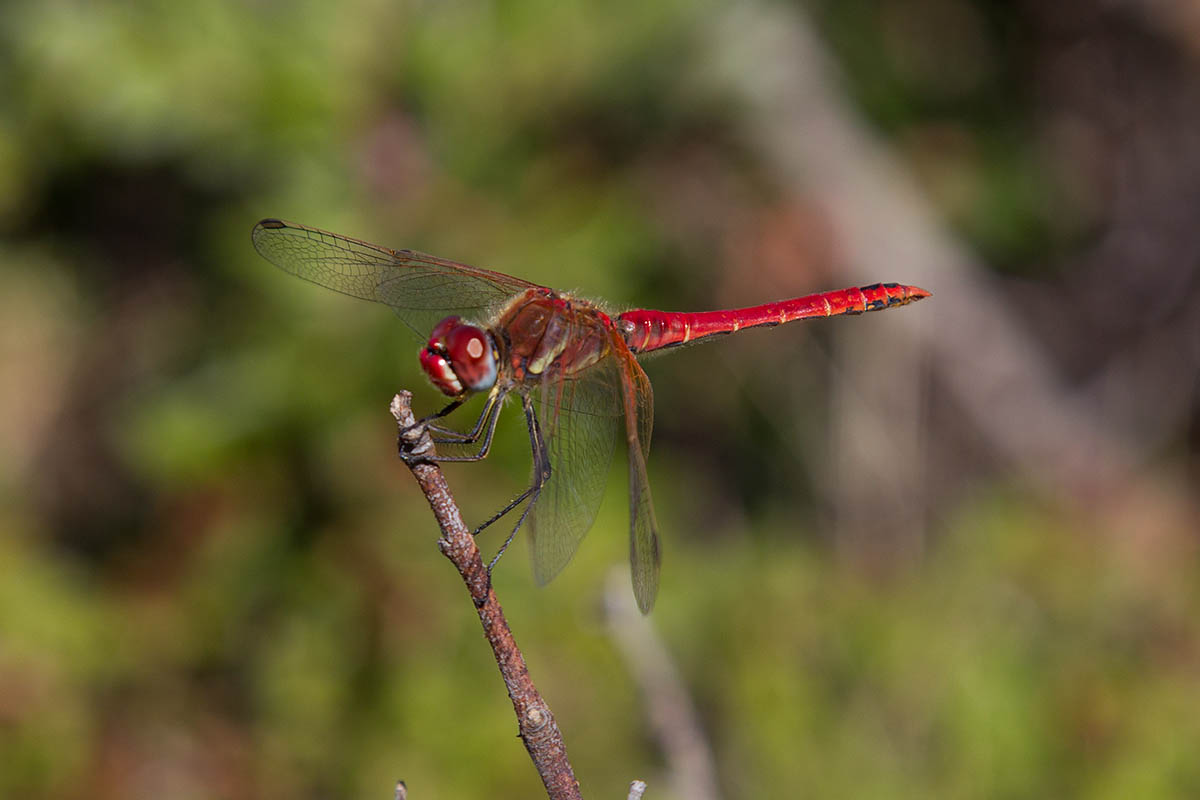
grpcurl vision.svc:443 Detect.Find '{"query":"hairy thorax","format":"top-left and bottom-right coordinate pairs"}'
top-left (494, 288), bottom-right (615, 385)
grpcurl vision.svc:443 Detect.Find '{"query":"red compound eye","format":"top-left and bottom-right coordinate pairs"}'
top-left (419, 317), bottom-right (497, 396)
top-left (428, 315), bottom-right (462, 345)
top-left (444, 324), bottom-right (497, 392)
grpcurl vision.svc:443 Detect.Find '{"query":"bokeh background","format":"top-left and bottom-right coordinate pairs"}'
top-left (3, 0), bottom-right (1199, 797)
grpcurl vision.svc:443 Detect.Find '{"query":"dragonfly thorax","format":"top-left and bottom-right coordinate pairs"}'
top-left (420, 316), bottom-right (499, 396)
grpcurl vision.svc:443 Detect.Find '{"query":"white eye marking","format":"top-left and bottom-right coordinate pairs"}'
top-left (466, 336), bottom-right (484, 359)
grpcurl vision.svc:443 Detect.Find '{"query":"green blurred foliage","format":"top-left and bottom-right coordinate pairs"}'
top-left (1, 0), bottom-right (1197, 798)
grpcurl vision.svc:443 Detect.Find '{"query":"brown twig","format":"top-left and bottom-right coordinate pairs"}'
top-left (390, 392), bottom-right (582, 800)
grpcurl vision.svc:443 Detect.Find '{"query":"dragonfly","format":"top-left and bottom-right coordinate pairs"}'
top-left (253, 218), bottom-right (930, 613)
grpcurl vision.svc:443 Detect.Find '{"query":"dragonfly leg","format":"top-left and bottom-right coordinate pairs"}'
top-left (398, 388), bottom-right (505, 463)
top-left (425, 393), bottom-right (495, 443)
top-left (397, 395), bottom-right (464, 440)
top-left (399, 385), bottom-right (501, 441)
top-left (486, 394), bottom-right (550, 575)
top-left (425, 388), bottom-right (507, 462)
top-left (400, 390), bottom-right (549, 577)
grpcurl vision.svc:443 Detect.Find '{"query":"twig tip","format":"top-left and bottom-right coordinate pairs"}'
top-left (390, 391), bottom-right (414, 422)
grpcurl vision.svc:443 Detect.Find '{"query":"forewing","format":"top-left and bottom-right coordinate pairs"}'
top-left (621, 348), bottom-right (661, 614)
top-left (252, 219), bottom-right (538, 336)
top-left (527, 354), bottom-right (622, 588)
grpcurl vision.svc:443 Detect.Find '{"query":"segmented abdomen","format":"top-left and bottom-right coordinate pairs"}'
top-left (618, 282), bottom-right (930, 354)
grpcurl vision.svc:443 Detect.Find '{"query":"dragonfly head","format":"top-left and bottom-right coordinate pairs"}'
top-left (420, 316), bottom-right (498, 397)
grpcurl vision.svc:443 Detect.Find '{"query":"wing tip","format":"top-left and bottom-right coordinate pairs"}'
top-left (251, 219), bottom-right (290, 248)
top-left (630, 524), bottom-right (662, 615)
top-left (633, 582), bottom-right (657, 615)
top-left (253, 218), bottom-right (290, 239)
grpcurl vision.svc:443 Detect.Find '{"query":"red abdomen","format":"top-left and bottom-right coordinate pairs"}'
top-left (618, 282), bottom-right (930, 354)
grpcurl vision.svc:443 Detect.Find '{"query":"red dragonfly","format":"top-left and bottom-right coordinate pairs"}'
top-left (253, 218), bottom-right (930, 612)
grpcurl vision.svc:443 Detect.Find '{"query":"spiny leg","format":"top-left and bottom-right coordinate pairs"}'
top-left (399, 386), bottom-right (499, 443)
top-left (427, 389), bottom-right (500, 443)
top-left (399, 387), bottom-right (506, 464)
top-left (398, 395), bottom-right (465, 439)
top-left (429, 388), bottom-right (507, 462)
top-left (397, 389), bottom-right (549, 576)
top-left (472, 483), bottom-right (536, 537)
top-left (486, 394), bottom-right (550, 575)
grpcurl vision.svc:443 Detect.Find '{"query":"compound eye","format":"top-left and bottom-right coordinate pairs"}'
top-left (445, 324), bottom-right (497, 392)
top-left (428, 315), bottom-right (463, 347)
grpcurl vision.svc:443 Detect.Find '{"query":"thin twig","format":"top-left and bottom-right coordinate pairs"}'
top-left (390, 392), bottom-right (581, 800)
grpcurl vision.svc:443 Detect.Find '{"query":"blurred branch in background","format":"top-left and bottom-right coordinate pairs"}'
top-left (707, 1), bottom-right (1198, 561)
top-left (605, 569), bottom-right (721, 800)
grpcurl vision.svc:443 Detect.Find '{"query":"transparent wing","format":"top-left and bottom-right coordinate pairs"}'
top-left (252, 218), bottom-right (539, 336)
top-left (527, 354), bottom-right (623, 588)
top-left (620, 347), bottom-right (661, 614)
